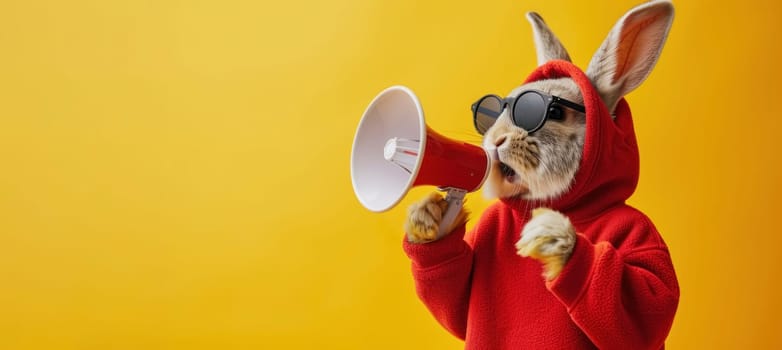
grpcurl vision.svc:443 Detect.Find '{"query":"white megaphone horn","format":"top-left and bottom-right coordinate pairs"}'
top-left (350, 86), bottom-right (490, 239)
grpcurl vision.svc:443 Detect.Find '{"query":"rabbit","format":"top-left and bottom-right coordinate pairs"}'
top-left (406, 0), bottom-right (673, 279)
top-left (402, 1), bottom-right (679, 348)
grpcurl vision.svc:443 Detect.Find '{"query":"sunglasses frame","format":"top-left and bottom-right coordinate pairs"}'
top-left (471, 89), bottom-right (586, 134)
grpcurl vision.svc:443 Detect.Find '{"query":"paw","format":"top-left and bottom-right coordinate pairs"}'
top-left (404, 192), bottom-right (449, 244)
top-left (516, 208), bottom-right (576, 280)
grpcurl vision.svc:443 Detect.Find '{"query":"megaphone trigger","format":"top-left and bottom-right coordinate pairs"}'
top-left (436, 187), bottom-right (468, 239)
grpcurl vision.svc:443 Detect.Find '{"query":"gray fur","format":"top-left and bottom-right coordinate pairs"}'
top-left (526, 12), bottom-right (571, 66)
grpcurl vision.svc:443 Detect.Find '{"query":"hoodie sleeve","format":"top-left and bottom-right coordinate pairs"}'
top-left (402, 225), bottom-right (474, 340)
top-left (546, 214), bottom-right (680, 350)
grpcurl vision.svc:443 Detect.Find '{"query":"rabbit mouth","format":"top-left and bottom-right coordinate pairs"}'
top-left (498, 162), bottom-right (518, 182)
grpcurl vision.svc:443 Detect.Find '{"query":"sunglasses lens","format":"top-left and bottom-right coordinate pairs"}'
top-left (513, 92), bottom-right (546, 132)
top-left (475, 95), bottom-right (503, 134)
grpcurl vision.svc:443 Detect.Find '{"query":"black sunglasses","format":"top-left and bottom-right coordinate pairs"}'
top-left (471, 90), bottom-right (585, 135)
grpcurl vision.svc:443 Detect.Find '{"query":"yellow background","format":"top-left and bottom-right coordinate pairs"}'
top-left (1, 0), bottom-right (780, 348)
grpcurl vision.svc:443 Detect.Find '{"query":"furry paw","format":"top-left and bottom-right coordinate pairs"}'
top-left (404, 192), bottom-right (468, 244)
top-left (404, 192), bottom-right (448, 243)
top-left (516, 208), bottom-right (576, 280)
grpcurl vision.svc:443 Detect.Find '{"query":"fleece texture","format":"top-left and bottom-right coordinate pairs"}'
top-left (403, 60), bottom-right (679, 350)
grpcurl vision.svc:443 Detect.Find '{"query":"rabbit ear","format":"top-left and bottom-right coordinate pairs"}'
top-left (586, 0), bottom-right (674, 113)
top-left (526, 12), bottom-right (571, 66)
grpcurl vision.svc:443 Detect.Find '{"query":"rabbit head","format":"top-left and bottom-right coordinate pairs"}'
top-left (481, 0), bottom-right (674, 200)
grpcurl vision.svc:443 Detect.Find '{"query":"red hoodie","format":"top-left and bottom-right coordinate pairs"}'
top-left (402, 60), bottom-right (679, 349)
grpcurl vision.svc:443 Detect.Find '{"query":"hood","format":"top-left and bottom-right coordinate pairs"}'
top-left (500, 60), bottom-right (639, 222)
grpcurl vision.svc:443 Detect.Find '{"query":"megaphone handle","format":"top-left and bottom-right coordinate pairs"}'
top-left (436, 188), bottom-right (468, 239)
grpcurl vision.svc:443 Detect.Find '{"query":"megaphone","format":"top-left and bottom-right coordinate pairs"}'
top-left (350, 85), bottom-right (489, 238)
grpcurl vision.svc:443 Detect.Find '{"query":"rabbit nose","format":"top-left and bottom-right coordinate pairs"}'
top-left (494, 135), bottom-right (508, 147)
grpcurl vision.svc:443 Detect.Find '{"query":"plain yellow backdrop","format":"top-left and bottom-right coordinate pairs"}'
top-left (1, 0), bottom-right (781, 349)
